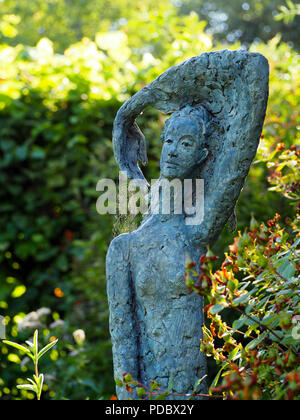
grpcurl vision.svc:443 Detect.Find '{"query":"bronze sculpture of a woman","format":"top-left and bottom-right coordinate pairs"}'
top-left (106, 50), bottom-right (269, 399)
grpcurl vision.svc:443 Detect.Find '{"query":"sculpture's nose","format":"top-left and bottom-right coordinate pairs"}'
top-left (168, 151), bottom-right (178, 158)
top-left (168, 143), bottom-right (178, 158)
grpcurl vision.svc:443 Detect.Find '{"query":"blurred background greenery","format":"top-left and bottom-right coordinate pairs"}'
top-left (0, 0), bottom-right (299, 400)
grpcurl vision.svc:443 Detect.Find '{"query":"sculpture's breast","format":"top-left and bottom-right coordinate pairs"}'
top-left (129, 218), bottom-right (198, 299)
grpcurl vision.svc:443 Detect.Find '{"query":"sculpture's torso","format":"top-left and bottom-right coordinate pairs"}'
top-left (108, 214), bottom-right (207, 398)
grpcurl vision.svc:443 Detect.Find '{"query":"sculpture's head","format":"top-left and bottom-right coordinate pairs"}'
top-left (160, 105), bottom-right (210, 180)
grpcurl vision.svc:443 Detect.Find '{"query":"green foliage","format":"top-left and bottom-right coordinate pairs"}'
top-left (114, 372), bottom-right (201, 400)
top-left (0, 0), bottom-right (171, 52)
top-left (180, 0), bottom-right (300, 50)
top-left (0, 8), bottom-right (213, 400)
top-left (3, 330), bottom-right (58, 400)
top-left (0, 1), bottom-right (299, 401)
top-left (275, 0), bottom-right (300, 23)
top-left (0, 37), bottom-right (119, 400)
top-left (1, 1), bottom-right (300, 52)
top-left (186, 147), bottom-right (300, 400)
top-left (0, 14), bottom-right (20, 39)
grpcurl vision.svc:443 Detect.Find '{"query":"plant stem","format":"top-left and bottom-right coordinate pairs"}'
top-left (233, 306), bottom-right (281, 340)
top-left (232, 306), bottom-right (293, 354)
top-left (35, 362), bottom-right (40, 400)
top-left (35, 363), bottom-right (38, 378)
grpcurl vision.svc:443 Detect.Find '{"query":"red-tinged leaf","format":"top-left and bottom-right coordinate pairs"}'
top-left (126, 385), bottom-right (133, 395)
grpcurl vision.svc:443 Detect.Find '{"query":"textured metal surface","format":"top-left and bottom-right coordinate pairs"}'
top-left (106, 50), bottom-right (269, 399)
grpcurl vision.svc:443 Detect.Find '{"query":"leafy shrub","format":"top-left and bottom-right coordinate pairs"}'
top-left (0, 39), bottom-right (119, 399)
top-left (0, 10), bottom-right (213, 400)
top-left (186, 146), bottom-right (300, 400)
top-left (0, 4), bottom-right (299, 399)
top-left (3, 330), bottom-right (58, 400)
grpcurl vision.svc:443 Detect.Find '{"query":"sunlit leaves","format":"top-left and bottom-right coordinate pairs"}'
top-left (37, 339), bottom-right (58, 360)
top-left (188, 186), bottom-right (300, 399)
top-left (2, 340), bottom-right (33, 359)
top-left (11, 285), bottom-right (26, 299)
top-left (275, 0), bottom-right (300, 23)
top-left (0, 14), bottom-right (20, 38)
top-left (0, 2), bottom-right (299, 401)
top-left (3, 330), bottom-right (58, 400)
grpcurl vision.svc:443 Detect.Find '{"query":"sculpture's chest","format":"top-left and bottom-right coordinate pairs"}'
top-left (129, 222), bottom-right (198, 299)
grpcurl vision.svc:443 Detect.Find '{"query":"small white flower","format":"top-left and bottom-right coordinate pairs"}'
top-left (73, 329), bottom-right (86, 346)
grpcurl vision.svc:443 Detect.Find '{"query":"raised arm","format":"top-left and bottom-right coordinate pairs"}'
top-left (190, 51), bottom-right (269, 245)
top-left (112, 50), bottom-right (269, 244)
top-left (113, 86), bottom-right (153, 182)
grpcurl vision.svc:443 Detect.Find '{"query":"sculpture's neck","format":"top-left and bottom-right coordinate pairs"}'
top-left (148, 177), bottom-right (193, 220)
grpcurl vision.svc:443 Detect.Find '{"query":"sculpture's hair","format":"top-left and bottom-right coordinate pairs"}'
top-left (161, 104), bottom-right (211, 143)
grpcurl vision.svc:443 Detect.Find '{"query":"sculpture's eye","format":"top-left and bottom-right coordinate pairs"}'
top-left (181, 138), bottom-right (193, 148)
top-left (165, 139), bottom-right (173, 144)
top-left (182, 141), bottom-right (191, 147)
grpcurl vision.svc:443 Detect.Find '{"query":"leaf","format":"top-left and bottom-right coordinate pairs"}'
top-left (245, 331), bottom-right (268, 351)
top-left (233, 293), bottom-right (250, 305)
top-left (136, 387), bottom-right (147, 397)
top-left (17, 384), bottom-right (38, 393)
top-left (232, 317), bottom-right (246, 332)
top-left (37, 374), bottom-right (44, 400)
top-left (291, 237), bottom-right (300, 249)
top-left (276, 259), bottom-right (295, 279)
top-left (27, 378), bottom-right (37, 387)
top-left (39, 374), bottom-right (44, 391)
top-left (2, 340), bottom-right (33, 358)
top-left (37, 339), bottom-right (58, 360)
top-left (192, 374), bottom-right (207, 394)
top-left (34, 330), bottom-right (38, 351)
top-left (32, 329), bottom-right (39, 362)
top-left (154, 392), bottom-right (169, 400)
top-left (211, 363), bottom-right (229, 389)
top-left (228, 347), bottom-right (240, 362)
top-left (209, 304), bottom-right (226, 314)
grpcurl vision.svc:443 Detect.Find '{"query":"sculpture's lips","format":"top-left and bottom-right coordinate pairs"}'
top-left (165, 161), bottom-right (179, 167)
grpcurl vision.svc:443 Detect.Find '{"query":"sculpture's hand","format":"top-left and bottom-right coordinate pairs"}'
top-left (113, 86), bottom-right (154, 183)
top-left (113, 118), bottom-right (148, 181)
top-left (197, 148), bottom-right (208, 166)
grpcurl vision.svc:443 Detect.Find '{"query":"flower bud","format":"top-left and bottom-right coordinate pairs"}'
top-left (73, 329), bottom-right (86, 346)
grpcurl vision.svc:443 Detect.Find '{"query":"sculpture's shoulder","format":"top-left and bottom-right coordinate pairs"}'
top-left (106, 232), bottom-right (131, 265)
top-left (106, 219), bottom-right (164, 269)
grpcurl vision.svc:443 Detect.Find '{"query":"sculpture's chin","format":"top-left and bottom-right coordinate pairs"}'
top-left (161, 167), bottom-right (186, 180)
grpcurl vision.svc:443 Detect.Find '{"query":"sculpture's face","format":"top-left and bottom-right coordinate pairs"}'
top-left (160, 117), bottom-right (207, 180)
